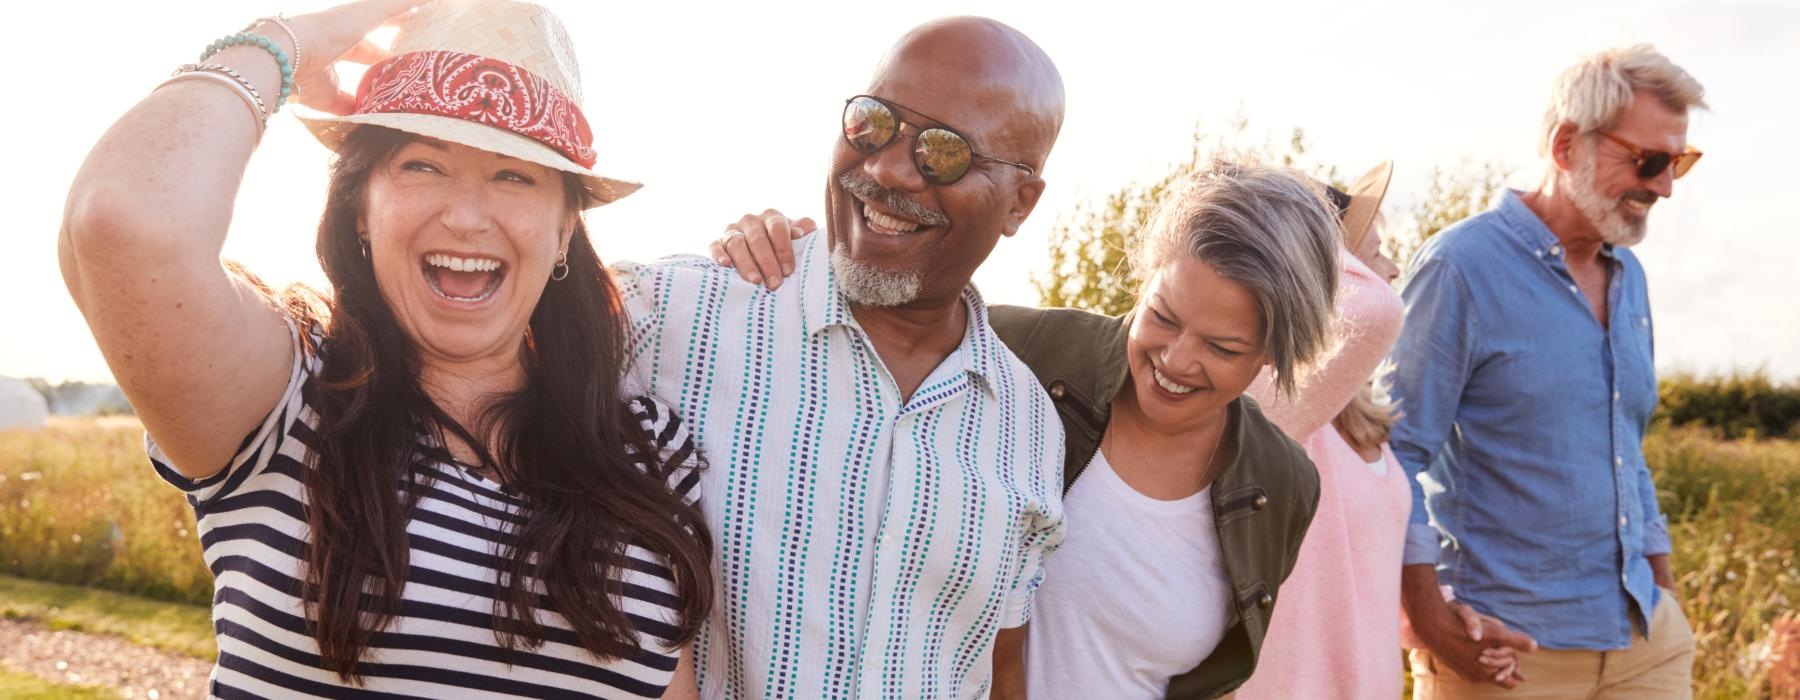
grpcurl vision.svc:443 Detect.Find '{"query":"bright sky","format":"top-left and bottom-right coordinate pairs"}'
top-left (3, 0), bottom-right (1795, 382)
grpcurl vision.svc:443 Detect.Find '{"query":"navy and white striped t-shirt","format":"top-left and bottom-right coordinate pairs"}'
top-left (148, 321), bottom-right (702, 699)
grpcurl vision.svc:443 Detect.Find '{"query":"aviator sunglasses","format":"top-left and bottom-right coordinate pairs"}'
top-left (842, 95), bottom-right (1035, 186)
top-left (1599, 131), bottom-right (1703, 180)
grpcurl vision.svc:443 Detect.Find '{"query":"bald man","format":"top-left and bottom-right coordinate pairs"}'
top-left (612, 16), bottom-right (1068, 699)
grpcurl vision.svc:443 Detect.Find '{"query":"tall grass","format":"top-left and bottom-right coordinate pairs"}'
top-left (1650, 428), bottom-right (1800, 698)
top-left (0, 418), bottom-right (211, 606)
top-left (1, 418), bottom-right (1796, 695)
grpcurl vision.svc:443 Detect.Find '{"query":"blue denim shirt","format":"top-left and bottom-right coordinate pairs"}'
top-left (1388, 190), bottom-right (1670, 651)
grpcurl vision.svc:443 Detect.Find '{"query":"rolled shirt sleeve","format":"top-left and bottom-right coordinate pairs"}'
top-left (1386, 258), bottom-right (1479, 567)
top-left (1002, 437), bottom-right (1067, 629)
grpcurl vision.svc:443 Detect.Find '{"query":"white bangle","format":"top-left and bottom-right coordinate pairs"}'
top-left (155, 71), bottom-right (267, 140)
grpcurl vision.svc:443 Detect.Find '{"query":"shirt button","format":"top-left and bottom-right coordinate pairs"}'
top-left (1622, 574), bottom-right (1630, 586)
top-left (1049, 384), bottom-right (1066, 399)
top-left (1569, 284), bottom-right (1580, 294)
top-left (1620, 516), bottom-right (1629, 526)
top-left (1614, 391), bottom-right (1621, 402)
top-left (1534, 248), bottom-right (1544, 257)
top-left (1550, 244), bottom-right (1563, 255)
top-left (1615, 455), bottom-right (1623, 466)
top-left (1252, 495), bottom-right (1269, 511)
top-left (1258, 593), bottom-right (1274, 609)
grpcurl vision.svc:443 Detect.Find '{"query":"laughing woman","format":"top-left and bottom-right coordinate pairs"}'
top-left (58, 0), bottom-right (709, 697)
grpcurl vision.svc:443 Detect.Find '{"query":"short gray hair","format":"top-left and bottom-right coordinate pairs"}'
top-left (1134, 159), bottom-right (1340, 398)
top-left (1539, 44), bottom-right (1707, 156)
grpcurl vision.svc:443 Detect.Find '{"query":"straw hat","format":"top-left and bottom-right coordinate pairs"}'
top-left (297, 0), bottom-right (639, 208)
top-left (1330, 161), bottom-right (1393, 248)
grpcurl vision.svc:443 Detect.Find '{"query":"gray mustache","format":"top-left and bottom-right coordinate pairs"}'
top-left (1623, 190), bottom-right (1658, 205)
top-left (837, 172), bottom-right (951, 227)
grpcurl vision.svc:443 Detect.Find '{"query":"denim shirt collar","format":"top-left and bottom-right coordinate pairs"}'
top-left (1495, 189), bottom-right (1621, 266)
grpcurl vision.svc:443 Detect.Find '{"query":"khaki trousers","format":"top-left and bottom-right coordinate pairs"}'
top-left (1410, 589), bottom-right (1695, 700)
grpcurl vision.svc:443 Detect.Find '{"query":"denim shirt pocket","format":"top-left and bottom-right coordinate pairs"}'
top-left (1619, 312), bottom-right (1658, 420)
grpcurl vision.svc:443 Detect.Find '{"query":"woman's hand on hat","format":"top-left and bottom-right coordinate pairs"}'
top-left (283, 0), bottom-right (433, 115)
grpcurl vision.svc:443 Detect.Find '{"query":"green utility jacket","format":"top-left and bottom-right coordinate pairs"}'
top-left (989, 305), bottom-right (1321, 699)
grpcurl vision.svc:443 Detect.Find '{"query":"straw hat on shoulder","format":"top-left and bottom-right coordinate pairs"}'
top-left (297, 0), bottom-right (638, 208)
top-left (1323, 161), bottom-right (1393, 248)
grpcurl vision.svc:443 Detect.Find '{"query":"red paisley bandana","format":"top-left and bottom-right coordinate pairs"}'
top-left (354, 50), bottom-right (596, 168)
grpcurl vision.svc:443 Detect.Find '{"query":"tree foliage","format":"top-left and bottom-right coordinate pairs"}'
top-left (1033, 119), bottom-right (1339, 317)
top-left (1388, 160), bottom-right (1512, 267)
top-left (1033, 117), bottom-right (1511, 316)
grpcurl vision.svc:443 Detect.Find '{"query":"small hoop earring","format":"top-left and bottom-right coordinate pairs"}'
top-left (359, 237), bottom-right (370, 260)
top-left (550, 249), bottom-right (569, 281)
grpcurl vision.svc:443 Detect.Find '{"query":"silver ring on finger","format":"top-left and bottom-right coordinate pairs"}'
top-left (725, 229), bottom-right (748, 243)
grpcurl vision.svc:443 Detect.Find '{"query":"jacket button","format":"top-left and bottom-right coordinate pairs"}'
top-left (1252, 494), bottom-right (1269, 511)
top-left (1258, 593), bottom-right (1274, 609)
top-left (1049, 384), bottom-right (1066, 399)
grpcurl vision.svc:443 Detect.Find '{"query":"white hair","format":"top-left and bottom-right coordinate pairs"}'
top-left (831, 244), bottom-right (921, 307)
top-left (1566, 139), bottom-right (1649, 247)
top-left (1539, 44), bottom-right (1707, 156)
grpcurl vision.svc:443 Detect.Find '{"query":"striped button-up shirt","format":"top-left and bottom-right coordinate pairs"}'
top-left (614, 233), bottom-right (1066, 700)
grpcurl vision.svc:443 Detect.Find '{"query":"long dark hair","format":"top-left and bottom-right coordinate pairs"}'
top-left (288, 125), bottom-right (711, 679)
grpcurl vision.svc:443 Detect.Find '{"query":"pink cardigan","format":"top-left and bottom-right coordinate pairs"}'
top-left (1234, 253), bottom-right (1412, 700)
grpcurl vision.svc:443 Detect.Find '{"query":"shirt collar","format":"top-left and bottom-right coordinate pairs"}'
top-left (800, 232), bottom-right (1003, 396)
top-left (1495, 189), bottom-right (1621, 263)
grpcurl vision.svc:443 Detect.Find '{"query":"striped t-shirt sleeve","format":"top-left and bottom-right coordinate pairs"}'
top-left (628, 394), bottom-right (702, 508)
top-left (147, 315), bottom-right (316, 504)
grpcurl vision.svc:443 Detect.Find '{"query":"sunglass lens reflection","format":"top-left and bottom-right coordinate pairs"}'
top-left (844, 97), bottom-right (897, 154)
top-left (915, 128), bottom-right (973, 184)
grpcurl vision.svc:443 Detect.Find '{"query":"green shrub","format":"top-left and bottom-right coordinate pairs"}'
top-left (1657, 371), bottom-right (1800, 440)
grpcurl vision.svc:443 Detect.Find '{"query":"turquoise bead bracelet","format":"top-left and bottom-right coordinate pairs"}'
top-left (199, 33), bottom-right (294, 113)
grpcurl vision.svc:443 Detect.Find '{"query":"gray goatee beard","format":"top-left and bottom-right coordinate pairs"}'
top-left (1568, 142), bottom-right (1649, 247)
top-left (831, 243), bottom-right (921, 308)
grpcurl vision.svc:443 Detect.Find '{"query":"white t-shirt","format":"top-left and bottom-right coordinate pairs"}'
top-left (1025, 447), bottom-right (1235, 699)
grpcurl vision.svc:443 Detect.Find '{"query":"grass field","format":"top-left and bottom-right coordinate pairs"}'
top-left (1, 417), bottom-right (1795, 696)
top-left (0, 667), bottom-right (115, 700)
top-left (0, 574), bottom-right (213, 660)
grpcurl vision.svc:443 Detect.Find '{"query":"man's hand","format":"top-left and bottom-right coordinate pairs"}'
top-left (991, 625), bottom-right (1028, 700)
top-left (1648, 553), bottom-right (1676, 592)
top-left (1402, 565), bottom-right (1538, 688)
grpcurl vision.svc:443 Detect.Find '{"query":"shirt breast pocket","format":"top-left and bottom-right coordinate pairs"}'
top-left (1618, 312), bottom-right (1657, 418)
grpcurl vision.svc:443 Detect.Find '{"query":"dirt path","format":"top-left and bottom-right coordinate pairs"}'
top-left (0, 618), bottom-right (210, 699)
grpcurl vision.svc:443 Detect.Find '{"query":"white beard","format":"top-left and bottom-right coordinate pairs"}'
top-left (831, 244), bottom-right (921, 307)
top-left (1567, 143), bottom-right (1649, 247)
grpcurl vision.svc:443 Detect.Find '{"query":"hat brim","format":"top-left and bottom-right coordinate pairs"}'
top-left (295, 110), bottom-right (642, 209)
top-left (1340, 160), bottom-right (1394, 247)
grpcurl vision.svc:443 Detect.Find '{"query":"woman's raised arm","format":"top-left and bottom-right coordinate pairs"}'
top-left (59, 0), bottom-right (423, 479)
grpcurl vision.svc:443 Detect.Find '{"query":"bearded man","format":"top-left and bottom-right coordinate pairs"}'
top-left (613, 16), bottom-right (1066, 699)
top-left (1388, 44), bottom-right (1707, 699)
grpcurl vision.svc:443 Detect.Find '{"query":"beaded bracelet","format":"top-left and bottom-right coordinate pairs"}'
top-left (199, 32), bottom-right (294, 113)
top-left (244, 15), bottom-right (301, 89)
